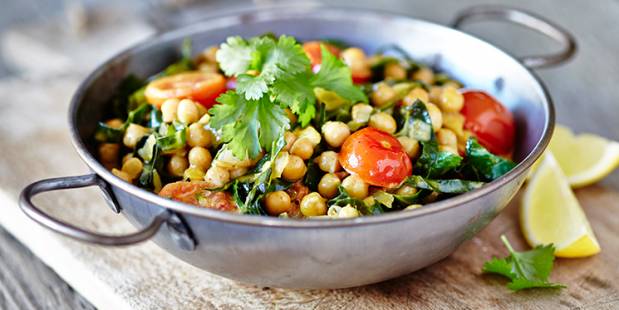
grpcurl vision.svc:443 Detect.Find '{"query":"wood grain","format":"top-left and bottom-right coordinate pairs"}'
top-left (0, 227), bottom-right (95, 310)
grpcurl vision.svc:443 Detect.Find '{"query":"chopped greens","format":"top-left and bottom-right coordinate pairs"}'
top-left (416, 140), bottom-right (463, 178)
top-left (483, 235), bottom-right (565, 291)
top-left (404, 175), bottom-right (484, 194)
top-left (462, 138), bottom-right (517, 181)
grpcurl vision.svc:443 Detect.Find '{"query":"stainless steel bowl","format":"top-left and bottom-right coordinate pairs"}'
top-left (19, 5), bottom-right (575, 288)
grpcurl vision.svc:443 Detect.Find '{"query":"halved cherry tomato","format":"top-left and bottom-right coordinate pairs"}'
top-left (352, 72), bottom-right (371, 84)
top-left (144, 71), bottom-right (226, 108)
top-left (461, 90), bottom-right (515, 156)
top-left (159, 181), bottom-right (237, 212)
top-left (339, 127), bottom-right (412, 188)
top-left (303, 41), bottom-right (341, 67)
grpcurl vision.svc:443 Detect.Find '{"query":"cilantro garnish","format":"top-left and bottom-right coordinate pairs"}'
top-left (482, 235), bottom-right (565, 291)
top-left (211, 35), bottom-right (368, 159)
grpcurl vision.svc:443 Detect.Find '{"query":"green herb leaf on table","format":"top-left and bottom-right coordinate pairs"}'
top-left (462, 138), bottom-right (517, 181)
top-left (482, 235), bottom-right (565, 291)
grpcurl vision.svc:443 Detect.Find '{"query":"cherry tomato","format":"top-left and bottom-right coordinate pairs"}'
top-left (303, 41), bottom-right (341, 67)
top-left (144, 71), bottom-right (226, 108)
top-left (159, 181), bottom-right (237, 212)
top-left (352, 72), bottom-right (371, 84)
top-left (339, 127), bottom-right (412, 188)
top-left (461, 90), bottom-right (515, 156)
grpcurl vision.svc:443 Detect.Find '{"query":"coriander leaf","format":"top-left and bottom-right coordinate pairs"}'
top-left (313, 45), bottom-right (367, 104)
top-left (236, 74), bottom-right (269, 100)
top-left (210, 91), bottom-right (289, 159)
top-left (216, 36), bottom-right (254, 76)
top-left (405, 175), bottom-right (484, 193)
top-left (271, 71), bottom-right (316, 126)
top-left (260, 35), bottom-right (309, 82)
top-left (462, 138), bottom-right (517, 181)
top-left (482, 235), bottom-right (565, 291)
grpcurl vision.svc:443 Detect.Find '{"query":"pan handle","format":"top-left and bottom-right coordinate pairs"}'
top-left (19, 174), bottom-right (168, 246)
top-left (451, 6), bottom-right (576, 69)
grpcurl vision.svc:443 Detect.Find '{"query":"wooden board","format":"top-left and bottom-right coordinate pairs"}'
top-left (1, 0), bottom-right (619, 308)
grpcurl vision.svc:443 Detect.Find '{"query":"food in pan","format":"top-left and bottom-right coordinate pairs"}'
top-left (94, 34), bottom-right (517, 218)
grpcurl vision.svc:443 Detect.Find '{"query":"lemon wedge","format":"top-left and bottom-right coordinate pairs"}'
top-left (548, 125), bottom-right (619, 188)
top-left (521, 152), bottom-right (600, 258)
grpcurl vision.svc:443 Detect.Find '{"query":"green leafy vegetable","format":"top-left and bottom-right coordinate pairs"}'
top-left (404, 175), bottom-right (484, 194)
top-left (273, 46), bottom-right (367, 126)
top-left (483, 235), bottom-right (565, 291)
top-left (417, 140), bottom-right (463, 178)
top-left (372, 189), bottom-right (427, 209)
top-left (209, 91), bottom-right (289, 159)
top-left (329, 186), bottom-right (384, 215)
top-left (462, 138), bottom-right (517, 181)
top-left (94, 103), bottom-right (152, 143)
top-left (396, 99), bottom-right (433, 141)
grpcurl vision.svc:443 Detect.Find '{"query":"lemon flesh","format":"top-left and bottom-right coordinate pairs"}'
top-left (521, 152), bottom-right (600, 258)
top-left (549, 125), bottom-right (619, 188)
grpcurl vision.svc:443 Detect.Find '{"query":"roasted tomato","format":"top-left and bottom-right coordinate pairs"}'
top-left (303, 41), bottom-right (341, 68)
top-left (144, 71), bottom-right (226, 108)
top-left (339, 127), bottom-right (412, 187)
top-left (461, 90), bottom-right (515, 156)
top-left (159, 181), bottom-right (237, 212)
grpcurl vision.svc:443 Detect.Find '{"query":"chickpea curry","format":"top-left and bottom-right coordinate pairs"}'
top-left (94, 35), bottom-right (517, 219)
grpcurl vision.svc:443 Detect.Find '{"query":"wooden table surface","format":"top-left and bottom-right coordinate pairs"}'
top-left (1, 0), bottom-right (619, 309)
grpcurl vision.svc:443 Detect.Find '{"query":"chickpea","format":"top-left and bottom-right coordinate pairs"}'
top-left (177, 99), bottom-right (199, 124)
top-left (437, 128), bottom-right (457, 148)
top-left (397, 136), bottom-right (420, 158)
top-left (442, 112), bottom-right (465, 137)
top-left (341, 47), bottom-right (371, 77)
top-left (438, 85), bottom-right (464, 112)
top-left (371, 83), bottom-right (396, 107)
top-left (123, 124), bottom-right (148, 148)
top-left (317, 151), bottom-right (341, 173)
top-left (351, 103), bottom-right (373, 123)
top-left (204, 166), bottom-right (230, 188)
top-left (98, 143), bottom-right (120, 164)
top-left (264, 191), bottom-right (292, 216)
top-left (402, 88), bottom-right (429, 106)
top-left (338, 205), bottom-right (360, 218)
top-left (195, 103), bottom-right (207, 118)
top-left (183, 166), bottom-right (205, 181)
top-left (429, 86), bottom-right (442, 104)
top-left (425, 103), bottom-right (443, 132)
top-left (290, 138), bottom-right (314, 160)
top-left (229, 167), bottom-right (248, 179)
top-left (198, 63), bottom-right (218, 73)
top-left (300, 192), bottom-right (327, 217)
top-left (369, 112), bottom-right (397, 134)
top-left (188, 146), bottom-right (212, 170)
top-left (121, 157), bottom-right (143, 179)
top-left (294, 126), bottom-right (321, 146)
top-left (161, 98), bottom-right (179, 123)
top-left (198, 114), bottom-right (211, 126)
top-left (187, 123), bottom-right (212, 148)
top-left (384, 62), bottom-right (407, 80)
top-left (412, 67), bottom-right (434, 85)
top-left (282, 155), bottom-right (307, 181)
top-left (112, 168), bottom-right (132, 182)
top-left (318, 173), bottom-right (341, 198)
top-left (322, 121), bottom-right (350, 148)
top-left (122, 153), bottom-right (134, 165)
top-left (405, 204), bottom-right (423, 210)
top-left (283, 131), bottom-right (297, 151)
top-left (396, 185), bottom-right (418, 196)
top-left (105, 118), bottom-right (123, 128)
top-left (167, 154), bottom-right (188, 177)
top-left (439, 145), bottom-right (459, 155)
top-left (342, 174), bottom-right (369, 199)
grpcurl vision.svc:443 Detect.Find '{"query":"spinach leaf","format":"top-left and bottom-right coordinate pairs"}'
top-left (94, 103), bottom-right (152, 143)
top-left (405, 175), bottom-right (484, 194)
top-left (372, 189), bottom-right (426, 209)
top-left (417, 140), bottom-right (463, 178)
top-left (462, 138), bottom-right (517, 181)
top-left (329, 186), bottom-right (385, 215)
top-left (138, 139), bottom-right (163, 189)
top-left (157, 124), bottom-right (186, 153)
top-left (396, 99), bottom-right (433, 141)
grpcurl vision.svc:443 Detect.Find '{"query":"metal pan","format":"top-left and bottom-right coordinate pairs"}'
top-left (19, 5), bottom-right (575, 288)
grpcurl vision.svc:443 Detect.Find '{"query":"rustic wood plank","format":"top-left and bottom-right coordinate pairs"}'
top-left (0, 227), bottom-right (95, 310)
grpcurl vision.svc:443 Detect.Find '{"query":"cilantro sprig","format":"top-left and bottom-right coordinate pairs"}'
top-left (482, 235), bottom-right (565, 291)
top-left (211, 35), bottom-right (368, 159)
